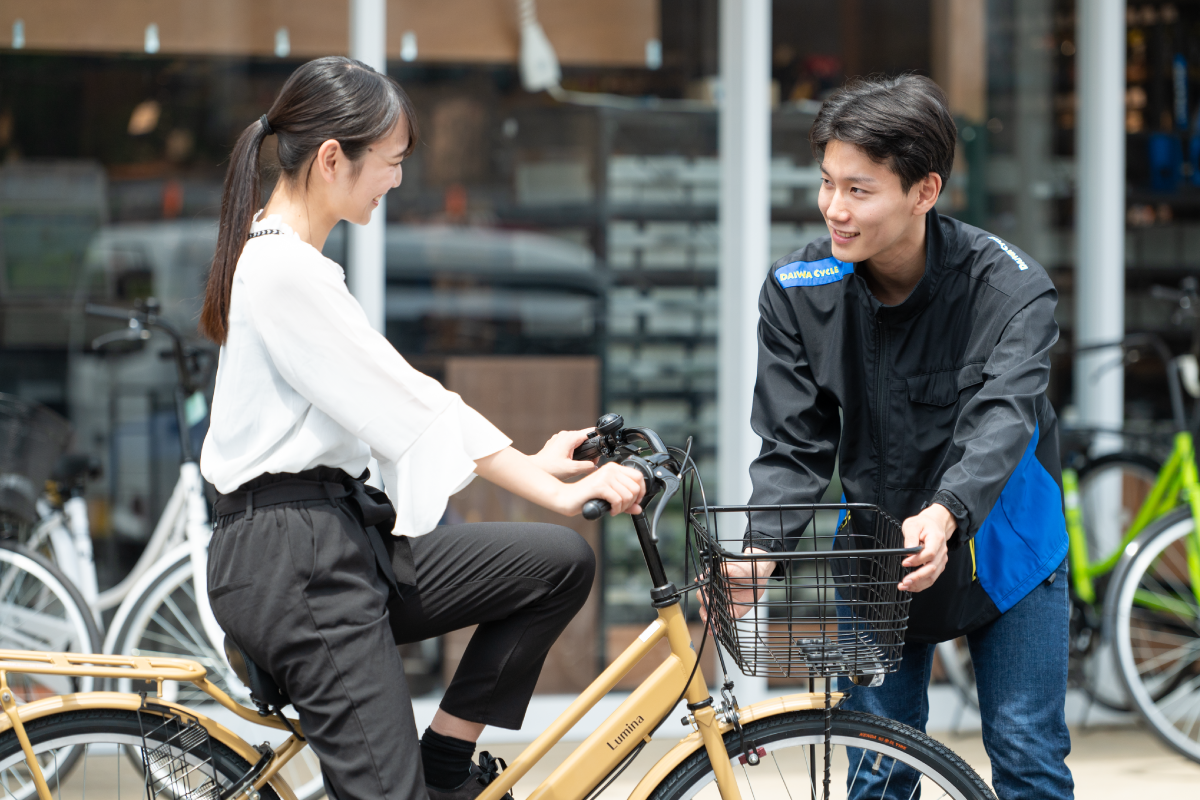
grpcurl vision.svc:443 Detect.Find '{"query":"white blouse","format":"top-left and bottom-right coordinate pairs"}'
top-left (200, 214), bottom-right (512, 536)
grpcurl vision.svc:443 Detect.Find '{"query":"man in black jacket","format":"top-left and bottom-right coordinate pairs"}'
top-left (738, 76), bottom-right (1073, 798)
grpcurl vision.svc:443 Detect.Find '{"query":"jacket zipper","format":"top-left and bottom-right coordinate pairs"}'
top-left (874, 315), bottom-right (887, 499)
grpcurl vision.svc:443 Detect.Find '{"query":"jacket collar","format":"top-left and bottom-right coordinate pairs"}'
top-left (854, 206), bottom-right (948, 322)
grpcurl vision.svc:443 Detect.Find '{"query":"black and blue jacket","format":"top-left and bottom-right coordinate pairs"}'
top-left (748, 207), bottom-right (1067, 643)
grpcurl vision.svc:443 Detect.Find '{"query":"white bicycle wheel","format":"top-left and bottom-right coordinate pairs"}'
top-left (109, 550), bottom-right (328, 799)
top-left (936, 637), bottom-right (978, 710)
top-left (1113, 507), bottom-right (1200, 763)
top-left (0, 540), bottom-right (100, 699)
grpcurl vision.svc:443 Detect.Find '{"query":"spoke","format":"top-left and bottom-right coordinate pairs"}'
top-left (159, 592), bottom-right (211, 655)
top-left (1133, 639), bottom-right (1200, 676)
top-left (770, 751), bottom-right (794, 800)
top-left (1158, 675), bottom-right (1200, 723)
top-left (848, 749), bottom-right (866, 794)
top-left (739, 762), bottom-right (757, 800)
top-left (879, 756), bottom-right (897, 799)
top-left (799, 741), bottom-right (818, 799)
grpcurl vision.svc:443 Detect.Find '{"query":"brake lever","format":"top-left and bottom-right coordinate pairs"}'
top-left (648, 465), bottom-right (681, 542)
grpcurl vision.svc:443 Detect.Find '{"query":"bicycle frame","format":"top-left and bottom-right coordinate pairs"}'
top-left (1065, 430), bottom-right (1200, 607)
top-left (0, 611), bottom-right (839, 800)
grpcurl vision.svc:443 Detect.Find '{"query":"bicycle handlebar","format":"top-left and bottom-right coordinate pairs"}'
top-left (85, 300), bottom-right (213, 463)
top-left (582, 499), bottom-right (610, 520)
top-left (572, 414), bottom-right (681, 533)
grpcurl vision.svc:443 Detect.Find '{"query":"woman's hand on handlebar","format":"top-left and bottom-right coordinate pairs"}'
top-left (472, 446), bottom-right (644, 518)
top-left (551, 462), bottom-right (645, 517)
top-left (532, 429), bottom-right (598, 480)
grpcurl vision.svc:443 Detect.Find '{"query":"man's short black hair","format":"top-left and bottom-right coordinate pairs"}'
top-left (810, 74), bottom-right (957, 195)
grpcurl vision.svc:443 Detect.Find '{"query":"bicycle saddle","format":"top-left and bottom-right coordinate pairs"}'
top-left (224, 635), bottom-right (290, 713)
top-left (51, 454), bottom-right (101, 487)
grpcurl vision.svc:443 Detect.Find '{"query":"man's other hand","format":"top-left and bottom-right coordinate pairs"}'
top-left (898, 504), bottom-right (955, 592)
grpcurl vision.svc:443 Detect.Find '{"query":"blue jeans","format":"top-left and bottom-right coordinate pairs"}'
top-left (837, 559), bottom-right (1073, 799)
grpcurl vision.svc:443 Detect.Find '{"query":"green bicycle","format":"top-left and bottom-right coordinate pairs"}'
top-left (1060, 330), bottom-right (1200, 761)
top-left (938, 328), bottom-right (1200, 762)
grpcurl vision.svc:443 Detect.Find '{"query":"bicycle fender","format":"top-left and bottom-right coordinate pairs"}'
top-left (0, 691), bottom-right (299, 800)
top-left (626, 692), bottom-right (843, 800)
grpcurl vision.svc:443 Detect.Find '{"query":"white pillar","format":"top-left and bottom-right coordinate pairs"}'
top-left (349, 0), bottom-right (387, 333)
top-left (718, 0), bottom-right (772, 701)
top-left (1074, 0), bottom-right (1128, 704)
top-left (1074, 0), bottom-right (1125, 444)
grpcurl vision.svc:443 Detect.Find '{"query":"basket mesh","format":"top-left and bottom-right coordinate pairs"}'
top-left (689, 503), bottom-right (915, 680)
top-left (137, 703), bottom-right (221, 800)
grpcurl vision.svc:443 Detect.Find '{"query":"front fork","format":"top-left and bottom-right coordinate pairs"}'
top-left (661, 605), bottom-right (744, 800)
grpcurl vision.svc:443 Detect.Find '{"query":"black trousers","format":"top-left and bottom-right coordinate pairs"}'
top-left (206, 487), bottom-right (595, 800)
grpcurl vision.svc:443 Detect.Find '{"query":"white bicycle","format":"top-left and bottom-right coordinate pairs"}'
top-left (0, 394), bottom-right (103, 700)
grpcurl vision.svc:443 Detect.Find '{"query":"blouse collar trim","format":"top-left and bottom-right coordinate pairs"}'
top-left (250, 210), bottom-right (301, 240)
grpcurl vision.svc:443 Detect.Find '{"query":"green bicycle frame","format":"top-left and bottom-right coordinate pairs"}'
top-left (1064, 431), bottom-right (1200, 607)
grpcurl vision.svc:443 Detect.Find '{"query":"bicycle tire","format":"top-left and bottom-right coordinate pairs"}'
top-left (107, 551), bottom-right (328, 800)
top-left (0, 540), bottom-right (101, 697)
top-left (0, 707), bottom-right (283, 800)
top-left (1112, 507), bottom-right (1200, 763)
top-left (647, 709), bottom-right (995, 800)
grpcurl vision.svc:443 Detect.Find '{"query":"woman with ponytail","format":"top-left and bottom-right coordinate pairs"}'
top-left (199, 57), bottom-right (644, 800)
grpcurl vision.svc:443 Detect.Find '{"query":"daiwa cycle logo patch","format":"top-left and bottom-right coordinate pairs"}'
top-left (988, 236), bottom-right (1029, 271)
top-left (775, 256), bottom-right (854, 288)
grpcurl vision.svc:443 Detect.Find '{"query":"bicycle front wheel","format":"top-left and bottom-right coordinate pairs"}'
top-left (0, 707), bottom-right (283, 800)
top-left (1112, 507), bottom-right (1200, 763)
top-left (648, 709), bottom-right (995, 800)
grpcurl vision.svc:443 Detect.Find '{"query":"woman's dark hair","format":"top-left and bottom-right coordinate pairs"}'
top-left (201, 56), bottom-right (418, 344)
top-left (809, 74), bottom-right (956, 195)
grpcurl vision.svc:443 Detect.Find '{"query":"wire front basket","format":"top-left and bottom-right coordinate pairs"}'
top-left (689, 503), bottom-right (916, 681)
top-left (137, 702), bottom-right (221, 800)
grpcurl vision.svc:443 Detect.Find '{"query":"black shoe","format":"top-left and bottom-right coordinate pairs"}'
top-left (425, 753), bottom-right (512, 800)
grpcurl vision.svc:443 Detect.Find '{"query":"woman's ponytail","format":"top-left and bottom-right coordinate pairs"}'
top-left (200, 119), bottom-right (270, 344)
top-left (199, 57), bottom-right (417, 345)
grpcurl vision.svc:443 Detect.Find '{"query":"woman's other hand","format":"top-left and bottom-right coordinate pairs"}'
top-left (552, 462), bottom-right (645, 517)
top-left (532, 429), bottom-right (598, 480)
top-left (697, 548), bottom-right (776, 622)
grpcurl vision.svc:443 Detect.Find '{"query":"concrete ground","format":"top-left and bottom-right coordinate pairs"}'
top-left (478, 725), bottom-right (1200, 798)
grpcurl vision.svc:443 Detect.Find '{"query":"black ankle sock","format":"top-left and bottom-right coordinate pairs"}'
top-left (420, 727), bottom-right (476, 790)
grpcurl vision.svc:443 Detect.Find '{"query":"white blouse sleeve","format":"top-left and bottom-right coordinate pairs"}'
top-left (240, 243), bottom-right (511, 533)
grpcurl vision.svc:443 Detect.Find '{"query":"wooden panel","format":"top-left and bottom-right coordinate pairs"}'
top-left (443, 356), bottom-right (600, 694)
top-left (2, 0), bottom-right (658, 66)
top-left (931, 0), bottom-right (987, 122)
top-left (390, 0), bottom-right (657, 65)
top-left (1, 0), bottom-right (349, 58)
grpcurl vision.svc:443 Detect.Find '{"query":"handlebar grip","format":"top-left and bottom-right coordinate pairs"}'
top-left (573, 436), bottom-right (602, 461)
top-left (85, 304), bottom-right (137, 320)
top-left (582, 499), bottom-right (611, 520)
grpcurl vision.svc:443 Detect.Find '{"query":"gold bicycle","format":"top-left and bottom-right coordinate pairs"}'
top-left (0, 420), bottom-right (995, 800)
